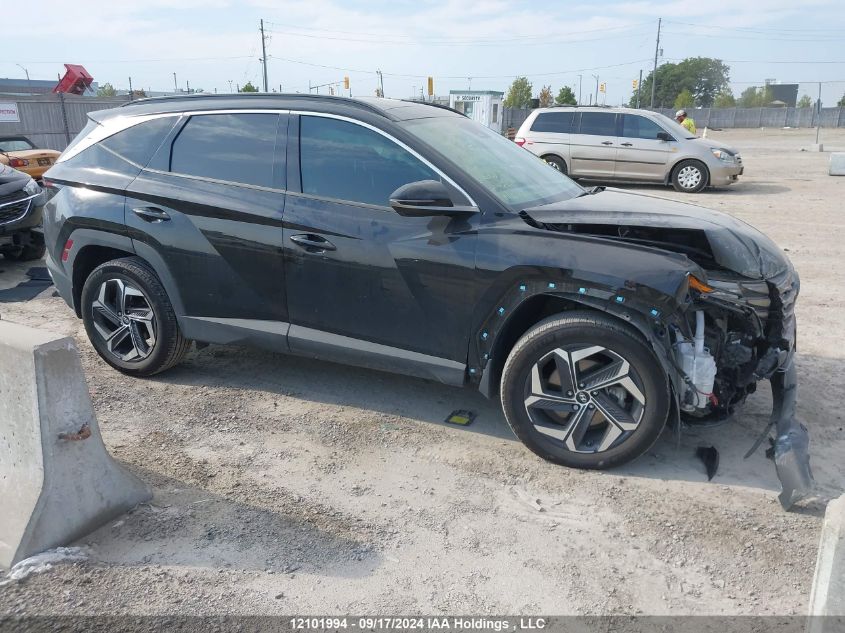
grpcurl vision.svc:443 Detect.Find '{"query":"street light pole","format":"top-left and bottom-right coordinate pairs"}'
top-left (577, 74), bottom-right (582, 105)
top-left (15, 64), bottom-right (31, 94)
top-left (592, 74), bottom-right (599, 103)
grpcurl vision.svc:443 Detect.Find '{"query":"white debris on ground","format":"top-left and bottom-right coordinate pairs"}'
top-left (0, 547), bottom-right (89, 587)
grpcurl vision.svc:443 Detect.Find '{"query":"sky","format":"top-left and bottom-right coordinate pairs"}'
top-left (3, 0), bottom-right (845, 105)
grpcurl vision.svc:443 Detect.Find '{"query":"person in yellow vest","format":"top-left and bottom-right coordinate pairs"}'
top-left (675, 109), bottom-right (697, 135)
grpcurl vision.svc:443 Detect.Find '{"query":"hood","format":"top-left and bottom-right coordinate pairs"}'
top-left (1, 148), bottom-right (61, 161)
top-left (523, 188), bottom-right (788, 279)
top-left (0, 163), bottom-right (32, 197)
top-left (690, 137), bottom-right (740, 155)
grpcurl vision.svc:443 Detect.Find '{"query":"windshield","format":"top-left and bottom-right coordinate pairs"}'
top-left (653, 113), bottom-right (696, 140)
top-left (402, 116), bottom-right (584, 209)
top-left (0, 138), bottom-right (35, 152)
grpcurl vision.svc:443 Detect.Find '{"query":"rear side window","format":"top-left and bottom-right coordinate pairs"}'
top-left (170, 113), bottom-right (279, 188)
top-left (621, 115), bottom-right (666, 140)
top-left (530, 111), bottom-right (575, 134)
top-left (100, 117), bottom-right (176, 167)
top-left (299, 115), bottom-right (437, 207)
top-left (577, 113), bottom-right (617, 136)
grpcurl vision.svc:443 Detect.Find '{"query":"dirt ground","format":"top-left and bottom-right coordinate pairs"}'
top-left (1, 127), bottom-right (843, 617)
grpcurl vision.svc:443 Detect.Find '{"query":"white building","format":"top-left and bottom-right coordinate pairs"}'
top-left (448, 90), bottom-right (504, 131)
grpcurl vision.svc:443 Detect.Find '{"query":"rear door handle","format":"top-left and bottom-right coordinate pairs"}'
top-left (621, 142), bottom-right (633, 147)
top-left (290, 233), bottom-right (336, 253)
top-left (132, 206), bottom-right (170, 222)
top-left (601, 141), bottom-right (614, 145)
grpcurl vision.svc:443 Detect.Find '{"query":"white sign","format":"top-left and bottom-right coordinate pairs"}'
top-left (0, 103), bottom-right (20, 123)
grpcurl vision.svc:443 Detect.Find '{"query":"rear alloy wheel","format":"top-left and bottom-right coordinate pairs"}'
top-left (543, 155), bottom-right (567, 174)
top-left (672, 159), bottom-right (708, 193)
top-left (500, 312), bottom-right (670, 469)
top-left (81, 257), bottom-right (190, 376)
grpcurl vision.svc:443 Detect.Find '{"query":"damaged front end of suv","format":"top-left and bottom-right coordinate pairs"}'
top-left (497, 189), bottom-right (812, 508)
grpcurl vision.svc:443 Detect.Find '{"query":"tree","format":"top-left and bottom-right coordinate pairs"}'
top-left (838, 93), bottom-right (845, 107)
top-left (503, 76), bottom-right (533, 108)
top-left (555, 86), bottom-right (577, 106)
top-left (240, 81), bottom-right (259, 93)
top-left (713, 90), bottom-right (736, 108)
top-left (737, 85), bottom-right (773, 108)
top-left (673, 89), bottom-right (695, 109)
top-left (96, 82), bottom-right (117, 97)
top-left (633, 57), bottom-right (729, 108)
top-left (797, 94), bottom-right (813, 108)
top-left (538, 85), bottom-right (554, 108)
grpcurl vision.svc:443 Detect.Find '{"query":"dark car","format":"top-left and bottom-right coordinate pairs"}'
top-left (42, 94), bottom-right (810, 506)
top-left (0, 163), bottom-right (47, 261)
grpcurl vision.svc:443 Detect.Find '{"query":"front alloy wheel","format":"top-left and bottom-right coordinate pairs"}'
top-left (500, 311), bottom-right (670, 469)
top-left (524, 345), bottom-right (646, 454)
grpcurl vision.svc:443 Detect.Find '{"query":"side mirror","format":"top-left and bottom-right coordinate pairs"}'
top-left (656, 131), bottom-right (673, 142)
top-left (389, 180), bottom-right (477, 217)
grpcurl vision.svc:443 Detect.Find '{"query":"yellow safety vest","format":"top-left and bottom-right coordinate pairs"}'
top-left (681, 117), bottom-right (696, 135)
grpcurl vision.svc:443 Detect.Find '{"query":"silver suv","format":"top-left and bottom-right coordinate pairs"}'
top-left (514, 106), bottom-right (743, 193)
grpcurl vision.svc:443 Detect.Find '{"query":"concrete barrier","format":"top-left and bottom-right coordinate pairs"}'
top-left (807, 494), bottom-right (845, 632)
top-left (0, 320), bottom-right (150, 569)
top-left (830, 153), bottom-right (845, 176)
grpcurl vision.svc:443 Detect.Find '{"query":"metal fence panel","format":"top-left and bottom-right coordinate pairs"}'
top-left (0, 94), bottom-right (130, 151)
top-left (650, 106), bottom-right (843, 129)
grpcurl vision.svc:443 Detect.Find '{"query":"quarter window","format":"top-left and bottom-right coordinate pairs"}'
top-left (101, 117), bottom-right (176, 167)
top-left (170, 113), bottom-right (279, 188)
top-left (299, 116), bottom-right (437, 207)
top-left (621, 115), bottom-right (666, 140)
top-left (577, 112), bottom-right (617, 136)
top-left (530, 111), bottom-right (575, 134)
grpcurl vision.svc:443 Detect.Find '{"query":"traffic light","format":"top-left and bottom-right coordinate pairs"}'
top-left (632, 79), bottom-right (638, 90)
top-left (599, 83), bottom-right (606, 93)
top-left (427, 76), bottom-right (434, 96)
top-left (343, 76), bottom-right (350, 90)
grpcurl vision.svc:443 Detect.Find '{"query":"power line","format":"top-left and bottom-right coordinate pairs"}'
top-left (14, 55), bottom-right (254, 64)
top-left (663, 19), bottom-right (845, 34)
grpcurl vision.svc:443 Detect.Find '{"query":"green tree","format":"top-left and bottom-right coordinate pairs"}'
top-left (673, 88), bottom-right (695, 109)
top-left (713, 90), bottom-right (736, 108)
top-left (503, 76), bottom-right (533, 108)
top-left (538, 85), bottom-right (554, 108)
top-left (737, 85), bottom-right (774, 108)
top-left (797, 94), bottom-right (813, 108)
top-left (837, 93), bottom-right (845, 107)
top-left (555, 86), bottom-right (577, 105)
top-left (96, 82), bottom-right (117, 97)
top-left (240, 81), bottom-right (259, 93)
top-left (633, 57), bottom-right (729, 108)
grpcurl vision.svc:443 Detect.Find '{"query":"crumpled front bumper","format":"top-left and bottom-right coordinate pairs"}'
top-left (770, 355), bottom-right (813, 508)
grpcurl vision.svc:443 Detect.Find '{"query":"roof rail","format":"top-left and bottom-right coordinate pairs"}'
top-left (120, 92), bottom-right (391, 118)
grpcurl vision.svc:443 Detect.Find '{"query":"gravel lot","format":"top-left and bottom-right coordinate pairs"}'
top-left (1, 127), bottom-right (843, 616)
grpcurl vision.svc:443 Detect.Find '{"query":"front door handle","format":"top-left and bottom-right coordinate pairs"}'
top-left (601, 141), bottom-right (614, 145)
top-left (132, 206), bottom-right (170, 222)
top-left (289, 233), bottom-right (336, 253)
top-left (621, 142), bottom-right (633, 147)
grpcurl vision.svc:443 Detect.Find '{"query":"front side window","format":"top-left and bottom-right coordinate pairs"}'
top-left (577, 113), bottom-right (617, 136)
top-left (170, 113), bottom-right (279, 188)
top-left (621, 115), bottom-right (666, 140)
top-left (299, 115), bottom-right (437, 207)
top-left (530, 111), bottom-right (575, 134)
top-left (403, 115), bottom-right (583, 209)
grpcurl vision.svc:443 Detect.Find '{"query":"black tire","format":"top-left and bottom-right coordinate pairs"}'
top-left (500, 311), bottom-right (670, 470)
top-left (671, 159), bottom-right (708, 193)
top-left (7, 232), bottom-right (46, 261)
top-left (80, 256), bottom-right (190, 376)
top-left (542, 155), bottom-right (568, 175)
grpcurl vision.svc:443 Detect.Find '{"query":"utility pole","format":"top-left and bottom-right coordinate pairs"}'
top-left (376, 70), bottom-right (384, 97)
top-left (577, 74), bottom-right (582, 105)
top-left (592, 74), bottom-right (599, 103)
top-left (650, 17), bottom-right (661, 108)
top-left (228, 79), bottom-right (233, 93)
top-left (128, 76), bottom-right (133, 101)
top-left (636, 69), bottom-right (642, 108)
top-left (186, 79), bottom-right (191, 94)
top-left (815, 81), bottom-right (822, 145)
top-left (260, 19), bottom-right (269, 92)
top-left (16, 64), bottom-right (31, 94)
top-left (173, 72), bottom-right (178, 93)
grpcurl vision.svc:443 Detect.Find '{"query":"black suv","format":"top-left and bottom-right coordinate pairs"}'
top-left (0, 163), bottom-right (46, 261)
top-left (42, 94), bottom-right (810, 506)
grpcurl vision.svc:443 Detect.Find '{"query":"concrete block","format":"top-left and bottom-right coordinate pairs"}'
top-left (808, 494), bottom-right (845, 631)
top-left (830, 153), bottom-right (845, 176)
top-left (0, 320), bottom-right (150, 569)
